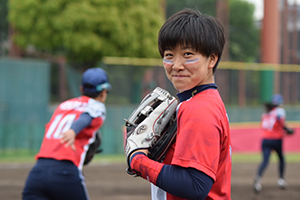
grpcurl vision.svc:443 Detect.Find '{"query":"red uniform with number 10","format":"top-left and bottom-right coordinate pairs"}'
top-left (36, 95), bottom-right (105, 170)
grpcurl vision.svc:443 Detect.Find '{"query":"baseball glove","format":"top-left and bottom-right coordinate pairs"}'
top-left (84, 130), bottom-right (103, 165)
top-left (283, 127), bottom-right (294, 135)
top-left (124, 87), bottom-right (178, 175)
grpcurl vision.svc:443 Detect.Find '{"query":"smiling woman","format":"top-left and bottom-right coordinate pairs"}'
top-left (126, 9), bottom-right (232, 200)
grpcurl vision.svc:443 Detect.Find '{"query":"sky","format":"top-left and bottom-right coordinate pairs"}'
top-left (243, 0), bottom-right (300, 21)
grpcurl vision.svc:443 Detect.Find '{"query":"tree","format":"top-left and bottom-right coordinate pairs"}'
top-left (229, 0), bottom-right (259, 62)
top-left (0, 0), bottom-right (9, 56)
top-left (166, 0), bottom-right (216, 18)
top-left (165, 0), bottom-right (259, 62)
top-left (8, 0), bottom-right (165, 66)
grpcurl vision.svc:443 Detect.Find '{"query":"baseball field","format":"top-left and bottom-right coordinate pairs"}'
top-left (1, 153), bottom-right (300, 200)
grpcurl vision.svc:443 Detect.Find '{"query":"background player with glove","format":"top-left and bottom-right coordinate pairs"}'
top-left (254, 94), bottom-right (295, 193)
top-left (124, 9), bottom-right (231, 200)
top-left (22, 67), bottom-right (111, 200)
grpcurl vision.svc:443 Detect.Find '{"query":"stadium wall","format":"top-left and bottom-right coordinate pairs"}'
top-left (230, 122), bottom-right (300, 153)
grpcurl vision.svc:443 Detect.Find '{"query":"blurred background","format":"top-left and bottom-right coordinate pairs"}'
top-left (0, 0), bottom-right (300, 156)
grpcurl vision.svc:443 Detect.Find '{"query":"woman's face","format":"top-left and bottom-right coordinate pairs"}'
top-left (163, 45), bottom-right (217, 92)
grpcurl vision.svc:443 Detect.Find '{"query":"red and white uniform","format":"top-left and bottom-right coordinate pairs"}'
top-left (151, 89), bottom-right (232, 200)
top-left (36, 95), bottom-right (106, 170)
top-left (261, 107), bottom-right (286, 139)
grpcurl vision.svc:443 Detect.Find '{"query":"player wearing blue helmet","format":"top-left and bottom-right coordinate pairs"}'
top-left (254, 94), bottom-right (294, 193)
top-left (23, 67), bottom-right (111, 200)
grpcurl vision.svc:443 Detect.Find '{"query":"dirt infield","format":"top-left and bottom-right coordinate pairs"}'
top-left (1, 161), bottom-right (299, 200)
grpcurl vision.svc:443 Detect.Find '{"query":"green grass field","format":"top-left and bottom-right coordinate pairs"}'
top-left (231, 152), bottom-right (300, 163)
top-left (1, 151), bottom-right (300, 164)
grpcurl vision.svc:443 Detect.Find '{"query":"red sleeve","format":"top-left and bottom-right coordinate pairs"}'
top-left (130, 154), bottom-right (164, 185)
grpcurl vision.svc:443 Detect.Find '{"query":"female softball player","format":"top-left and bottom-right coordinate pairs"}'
top-left (254, 94), bottom-right (294, 193)
top-left (128, 9), bottom-right (232, 200)
top-left (22, 67), bottom-right (111, 200)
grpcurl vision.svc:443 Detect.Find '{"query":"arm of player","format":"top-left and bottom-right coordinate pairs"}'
top-left (130, 154), bottom-right (213, 200)
top-left (60, 112), bottom-right (93, 150)
top-left (157, 165), bottom-right (213, 200)
top-left (275, 114), bottom-right (294, 135)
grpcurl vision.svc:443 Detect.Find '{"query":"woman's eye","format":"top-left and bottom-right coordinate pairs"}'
top-left (184, 52), bottom-right (193, 56)
top-left (164, 53), bottom-right (173, 58)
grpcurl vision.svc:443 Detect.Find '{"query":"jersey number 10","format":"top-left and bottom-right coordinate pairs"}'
top-left (45, 114), bottom-right (76, 139)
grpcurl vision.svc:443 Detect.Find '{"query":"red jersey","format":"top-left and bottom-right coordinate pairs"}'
top-left (36, 95), bottom-right (105, 170)
top-left (261, 107), bottom-right (286, 139)
top-left (151, 88), bottom-right (231, 200)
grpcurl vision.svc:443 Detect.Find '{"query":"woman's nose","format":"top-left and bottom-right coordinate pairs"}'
top-left (172, 58), bottom-right (185, 71)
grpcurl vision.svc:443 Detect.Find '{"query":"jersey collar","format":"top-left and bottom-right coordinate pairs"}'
top-left (176, 83), bottom-right (217, 102)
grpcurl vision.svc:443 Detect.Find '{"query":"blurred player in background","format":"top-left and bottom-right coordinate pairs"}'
top-left (129, 9), bottom-right (231, 199)
top-left (22, 67), bottom-right (111, 200)
top-left (254, 94), bottom-right (294, 193)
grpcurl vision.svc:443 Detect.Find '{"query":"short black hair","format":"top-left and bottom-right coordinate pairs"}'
top-left (82, 83), bottom-right (101, 98)
top-left (158, 9), bottom-right (225, 72)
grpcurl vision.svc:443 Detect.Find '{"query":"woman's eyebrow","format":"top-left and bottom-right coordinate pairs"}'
top-left (180, 46), bottom-right (193, 50)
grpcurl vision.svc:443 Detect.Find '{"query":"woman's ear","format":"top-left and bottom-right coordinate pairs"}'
top-left (208, 54), bottom-right (218, 69)
top-left (96, 90), bottom-right (107, 103)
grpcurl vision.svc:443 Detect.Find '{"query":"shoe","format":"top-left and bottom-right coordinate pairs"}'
top-left (253, 176), bottom-right (262, 193)
top-left (278, 178), bottom-right (287, 189)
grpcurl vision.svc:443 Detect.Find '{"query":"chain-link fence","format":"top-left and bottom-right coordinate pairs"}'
top-left (1, 57), bottom-right (300, 156)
